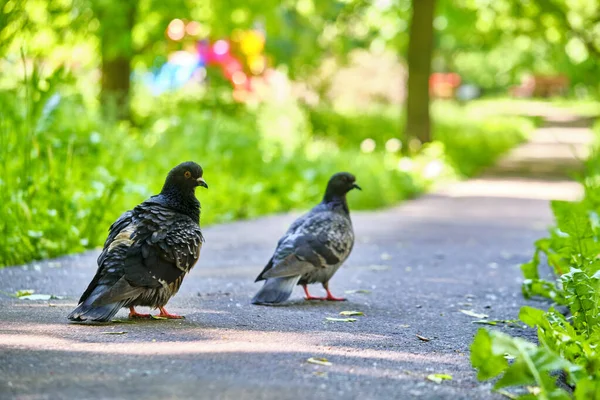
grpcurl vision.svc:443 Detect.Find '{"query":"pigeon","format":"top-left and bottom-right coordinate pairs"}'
top-left (252, 172), bottom-right (360, 305)
top-left (68, 161), bottom-right (208, 322)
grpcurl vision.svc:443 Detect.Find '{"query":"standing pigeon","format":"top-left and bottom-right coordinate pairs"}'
top-left (252, 172), bottom-right (360, 305)
top-left (68, 161), bottom-right (208, 322)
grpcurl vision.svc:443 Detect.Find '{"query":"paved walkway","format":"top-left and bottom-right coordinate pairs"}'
top-left (0, 103), bottom-right (594, 400)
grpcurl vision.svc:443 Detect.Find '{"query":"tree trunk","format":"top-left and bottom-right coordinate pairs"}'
top-left (95, 2), bottom-right (137, 120)
top-left (405, 0), bottom-right (436, 145)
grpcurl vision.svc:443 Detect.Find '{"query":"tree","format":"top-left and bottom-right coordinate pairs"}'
top-left (405, 0), bottom-right (436, 145)
top-left (93, 1), bottom-right (137, 120)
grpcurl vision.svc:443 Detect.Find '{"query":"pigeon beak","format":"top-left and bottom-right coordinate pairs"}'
top-left (352, 183), bottom-right (362, 191)
top-left (197, 177), bottom-right (208, 189)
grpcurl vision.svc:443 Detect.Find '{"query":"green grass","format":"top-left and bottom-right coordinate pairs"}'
top-left (0, 72), bottom-right (533, 267)
top-left (469, 122), bottom-right (600, 399)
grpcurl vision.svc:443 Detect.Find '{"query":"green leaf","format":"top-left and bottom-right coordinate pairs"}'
top-left (470, 329), bottom-right (507, 380)
top-left (551, 200), bottom-right (600, 263)
top-left (574, 377), bottom-right (600, 400)
top-left (426, 373), bottom-right (452, 384)
top-left (339, 311), bottom-right (364, 316)
top-left (521, 247), bottom-right (541, 280)
top-left (518, 306), bottom-right (547, 328)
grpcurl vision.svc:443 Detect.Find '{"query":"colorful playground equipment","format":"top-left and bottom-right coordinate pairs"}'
top-left (146, 19), bottom-right (267, 99)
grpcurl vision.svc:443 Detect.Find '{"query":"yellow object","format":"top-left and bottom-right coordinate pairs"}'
top-left (240, 30), bottom-right (265, 55)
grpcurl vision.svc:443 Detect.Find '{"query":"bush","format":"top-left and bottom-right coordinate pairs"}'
top-left (470, 128), bottom-right (600, 399)
top-left (0, 70), bottom-right (533, 267)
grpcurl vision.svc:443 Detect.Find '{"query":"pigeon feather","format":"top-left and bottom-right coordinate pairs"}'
top-left (252, 172), bottom-right (359, 305)
top-left (68, 161), bottom-right (207, 322)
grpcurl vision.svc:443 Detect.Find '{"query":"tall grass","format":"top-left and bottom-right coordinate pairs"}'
top-left (0, 69), bottom-right (534, 267)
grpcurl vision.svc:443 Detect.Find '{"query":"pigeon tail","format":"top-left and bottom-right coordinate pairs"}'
top-left (251, 276), bottom-right (300, 305)
top-left (67, 285), bottom-right (125, 322)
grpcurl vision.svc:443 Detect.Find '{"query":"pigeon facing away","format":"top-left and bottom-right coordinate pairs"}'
top-left (252, 172), bottom-right (360, 305)
top-left (68, 162), bottom-right (208, 322)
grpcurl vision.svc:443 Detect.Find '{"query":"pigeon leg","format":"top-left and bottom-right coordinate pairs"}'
top-left (157, 306), bottom-right (185, 319)
top-left (303, 284), bottom-right (325, 301)
top-left (323, 282), bottom-right (346, 301)
top-left (129, 307), bottom-right (151, 319)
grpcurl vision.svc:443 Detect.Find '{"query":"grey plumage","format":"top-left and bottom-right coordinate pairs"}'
top-left (68, 161), bottom-right (208, 322)
top-left (252, 172), bottom-right (360, 305)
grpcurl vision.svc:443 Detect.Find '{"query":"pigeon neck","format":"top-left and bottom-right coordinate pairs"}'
top-left (159, 185), bottom-right (201, 222)
top-left (323, 194), bottom-right (349, 215)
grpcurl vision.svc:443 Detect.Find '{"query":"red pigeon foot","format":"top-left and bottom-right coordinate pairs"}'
top-left (323, 283), bottom-right (346, 301)
top-left (303, 284), bottom-right (325, 301)
top-left (157, 306), bottom-right (185, 319)
top-left (128, 307), bottom-right (151, 319)
top-left (324, 291), bottom-right (346, 301)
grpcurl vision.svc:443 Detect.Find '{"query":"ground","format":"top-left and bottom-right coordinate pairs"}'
top-left (0, 103), bottom-right (593, 400)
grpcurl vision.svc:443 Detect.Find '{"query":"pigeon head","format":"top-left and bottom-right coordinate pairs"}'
top-left (324, 172), bottom-right (361, 201)
top-left (162, 161), bottom-right (208, 193)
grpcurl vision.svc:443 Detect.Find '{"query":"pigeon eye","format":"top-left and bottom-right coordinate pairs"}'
top-left (184, 171), bottom-right (191, 179)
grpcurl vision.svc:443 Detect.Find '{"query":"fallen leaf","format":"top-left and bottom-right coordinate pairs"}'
top-left (48, 304), bottom-right (57, 307)
top-left (111, 319), bottom-right (135, 324)
top-left (101, 331), bottom-right (128, 335)
top-left (15, 290), bottom-right (35, 297)
top-left (380, 252), bottom-right (392, 260)
top-left (416, 334), bottom-right (431, 342)
top-left (339, 311), bottom-right (364, 316)
top-left (472, 320), bottom-right (497, 325)
top-left (313, 371), bottom-right (328, 377)
top-left (344, 289), bottom-right (371, 294)
top-left (459, 309), bottom-right (488, 319)
top-left (325, 317), bottom-right (357, 322)
top-left (427, 373), bottom-right (452, 384)
top-left (496, 389), bottom-right (518, 399)
top-left (307, 357), bottom-right (332, 366)
top-left (151, 315), bottom-right (168, 320)
top-left (399, 324), bottom-right (410, 328)
top-left (19, 294), bottom-right (64, 300)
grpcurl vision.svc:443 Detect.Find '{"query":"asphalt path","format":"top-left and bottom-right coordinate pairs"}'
top-left (0, 108), bottom-right (591, 400)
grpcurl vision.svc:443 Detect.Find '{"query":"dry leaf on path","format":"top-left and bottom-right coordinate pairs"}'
top-left (459, 309), bottom-right (489, 319)
top-left (307, 357), bottom-right (332, 366)
top-left (339, 311), bottom-right (364, 316)
top-left (427, 373), bottom-right (452, 384)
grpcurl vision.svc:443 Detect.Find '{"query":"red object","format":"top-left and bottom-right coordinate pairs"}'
top-left (158, 306), bottom-right (185, 319)
top-left (302, 283), bottom-right (347, 301)
top-left (303, 284), bottom-right (323, 300)
top-left (128, 306), bottom-right (151, 319)
top-left (429, 73), bottom-right (461, 98)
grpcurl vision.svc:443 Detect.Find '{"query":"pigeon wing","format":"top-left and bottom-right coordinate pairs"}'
top-left (92, 205), bottom-right (203, 305)
top-left (261, 211), bottom-right (351, 279)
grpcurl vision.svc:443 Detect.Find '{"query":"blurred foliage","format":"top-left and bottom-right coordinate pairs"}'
top-left (2, 0), bottom-right (600, 94)
top-left (4, 0), bottom-right (595, 267)
top-left (0, 66), bottom-right (532, 267)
